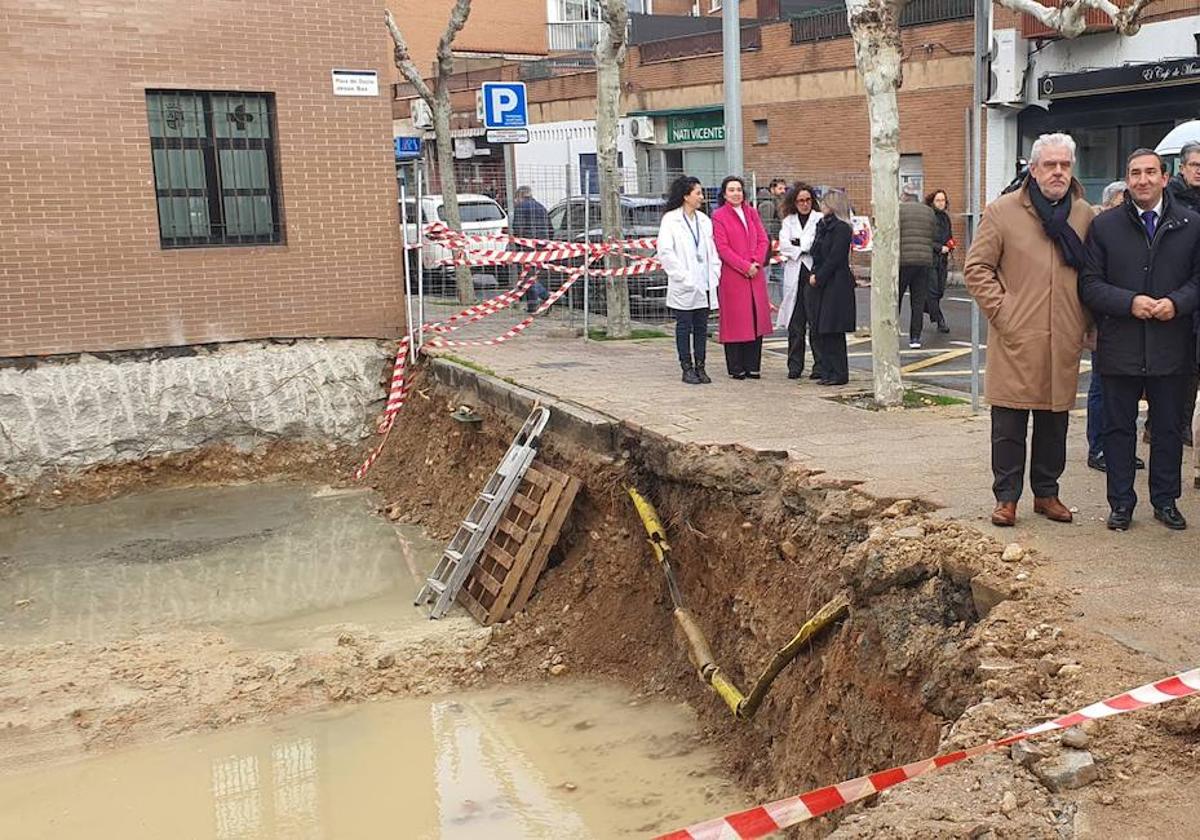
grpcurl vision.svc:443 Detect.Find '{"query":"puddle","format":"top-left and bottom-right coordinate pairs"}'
top-left (0, 484), bottom-right (440, 645)
top-left (0, 681), bottom-right (744, 839)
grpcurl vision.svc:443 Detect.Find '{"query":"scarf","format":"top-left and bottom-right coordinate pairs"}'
top-left (1027, 179), bottom-right (1087, 270)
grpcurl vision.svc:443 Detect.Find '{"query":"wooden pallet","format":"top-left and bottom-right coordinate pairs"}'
top-left (456, 459), bottom-right (580, 626)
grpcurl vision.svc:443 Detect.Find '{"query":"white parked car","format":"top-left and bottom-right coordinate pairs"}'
top-left (400, 193), bottom-right (508, 293)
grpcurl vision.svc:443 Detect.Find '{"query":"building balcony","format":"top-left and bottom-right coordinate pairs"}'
top-left (548, 20), bottom-right (605, 52)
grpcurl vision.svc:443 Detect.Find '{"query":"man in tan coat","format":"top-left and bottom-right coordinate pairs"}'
top-left (965, 133), bottom-right (1094, 527)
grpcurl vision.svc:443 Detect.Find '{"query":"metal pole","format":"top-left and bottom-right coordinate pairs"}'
top-left (416, 162), bottom-right (425, 353)
top-left (399, 170), bottom-right (417, 364)
top-left (968, 0), bottom-right (989, 413)
top-left (583, 170), bottom-right (591, 339)
top-left (722, 0), bottom-right (744, 176)
top-left (503, 143), bottom-right (517, 227)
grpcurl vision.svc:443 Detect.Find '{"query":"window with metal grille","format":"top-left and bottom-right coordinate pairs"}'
top-left (146, 90), bottom-right (284, 248)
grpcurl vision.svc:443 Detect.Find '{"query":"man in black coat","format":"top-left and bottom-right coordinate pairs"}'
top-left (1166, 142), bottom-right (1200, 450)
top-left (511, 186), bottom-right (551, 312)
top-left (1079, 149), bottom-right (1200, 531)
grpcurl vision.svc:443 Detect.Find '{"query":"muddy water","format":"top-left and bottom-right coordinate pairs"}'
top-left (0, 681), bottom-right (744, 839)
top-left (0, 484), bottom-right (439, 645)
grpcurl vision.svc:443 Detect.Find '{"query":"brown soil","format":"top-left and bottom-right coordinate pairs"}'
top-left (3, 368), bottom-right (1199, 838)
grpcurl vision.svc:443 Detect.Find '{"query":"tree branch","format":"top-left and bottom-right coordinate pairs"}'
top-left (994, 0), bottom-right (1162, 38)
top-left (384, 9), bottom-right (435, 103)
top-left (436, 0), bottom-right (473, 80)
top-left (598, 0), bottom-right (630, 62)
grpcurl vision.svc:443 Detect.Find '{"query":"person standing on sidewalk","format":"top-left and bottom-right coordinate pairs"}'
top-left (899, 185), bottom-right (936, 348)
top-left (808, 189), bottom-right (856, 386)
top-left (1167, 142), bottom-right (1200, 452)
top-left (775, 183), bottom-right (821, 380)
top-left (657, 176), bottom-right (721, 385)
top-left (965, 132), bottom-right (1093, 528)
top-left (1079, 148), bottom-right (1200, 531)
top-left (1085, 181), bottom-right (1145, 473)
top-left (757, 178), bottom-right (788, 296)
top-left (511, 186), bottom-right (552, 312)
top-left (712, 175), bottom-right (772, 379)
top-left (924, 189), bottom-right (954, 335)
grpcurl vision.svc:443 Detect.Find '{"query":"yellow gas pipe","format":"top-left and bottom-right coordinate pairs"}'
top-left (627, 486), bottom-right (849, 720)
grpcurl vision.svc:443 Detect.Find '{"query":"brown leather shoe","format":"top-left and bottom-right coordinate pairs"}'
top-left (991, 501), bottom-right (1017, 527)
top-left (1033, 496), bottom-right (1073, 523)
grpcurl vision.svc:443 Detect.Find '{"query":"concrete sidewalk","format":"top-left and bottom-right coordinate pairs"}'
top-left (435, 325), bottom-right (1200, 672)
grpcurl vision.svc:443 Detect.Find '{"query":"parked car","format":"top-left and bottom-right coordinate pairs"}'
top-left (546, 194), bottom-right (669, 316)
top-left (399, 193), bottom-right (508, 296)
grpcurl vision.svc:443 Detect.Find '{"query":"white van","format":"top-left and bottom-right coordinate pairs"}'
top-left (400, 194), bottom-right (508, 291)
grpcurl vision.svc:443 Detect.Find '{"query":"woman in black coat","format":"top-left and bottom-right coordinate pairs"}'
top-left (924, 189), bottom-right (954, 333)
top-left (809, 189), bottom-right (857, 386)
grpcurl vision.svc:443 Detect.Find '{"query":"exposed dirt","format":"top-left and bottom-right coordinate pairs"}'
top-left (3, 369), bottom-right (1199, 838)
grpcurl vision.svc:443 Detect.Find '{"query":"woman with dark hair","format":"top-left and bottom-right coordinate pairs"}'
top-left (808, 189), bottom-right (856, 386)
top-left (924, 189), bottom-right (954, 334)
top-left (711, 175), bottom-right (772, 379)
top-left (657, 176), bottom-right (721, 384)
top-left (775, 182), bottom-right (821, 379)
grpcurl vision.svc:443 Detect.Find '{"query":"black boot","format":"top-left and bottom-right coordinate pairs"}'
top-left (695, 363), bottom-right (712, 384)
top-left (681, 362), bottom-right (701, 385)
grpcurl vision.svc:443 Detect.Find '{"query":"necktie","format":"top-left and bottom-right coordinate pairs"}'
top-left (1142, 210), bottom-right (1157, 239)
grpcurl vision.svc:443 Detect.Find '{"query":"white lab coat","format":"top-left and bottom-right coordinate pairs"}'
top-left (774, 211), bottom-right (819, 330)
top-left (657, 208), bottom-right (721, 311)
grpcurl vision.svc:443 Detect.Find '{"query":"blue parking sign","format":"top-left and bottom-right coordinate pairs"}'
top-left (481, 82), bottom-right (528, 129)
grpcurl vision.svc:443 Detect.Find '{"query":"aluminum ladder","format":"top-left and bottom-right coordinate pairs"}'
top-left (415, 405), bottom-right (551, 619)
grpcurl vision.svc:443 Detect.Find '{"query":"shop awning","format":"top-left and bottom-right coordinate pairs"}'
top-left (627, 104), bottom-right (723, 117)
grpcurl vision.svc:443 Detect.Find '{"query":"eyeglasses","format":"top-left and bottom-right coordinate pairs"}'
top-left (796, 197), bottom-right (813, 203)
top-left (1185, 162), bottom-right (1200, 170)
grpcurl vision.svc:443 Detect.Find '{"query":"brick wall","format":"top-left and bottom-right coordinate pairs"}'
top-left (0, 0), bottom-right (405, 357)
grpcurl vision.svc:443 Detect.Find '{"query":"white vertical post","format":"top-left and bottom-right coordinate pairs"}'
top-left (583, 170), bottom-right (591, 339)
top-left (968, 0), bottom-right (989, 413)
top-left (416, 163), bottom-right (426, 353)
top-left (399, 171), bottom-right (417, 364)
top-left (722, 0), bottom-right (744, 177)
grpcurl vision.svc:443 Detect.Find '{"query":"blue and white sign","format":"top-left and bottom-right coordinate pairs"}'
top-left (481, 82), bottom-right (528, 129)
top-left (394, 136), bottom-right (422, 160)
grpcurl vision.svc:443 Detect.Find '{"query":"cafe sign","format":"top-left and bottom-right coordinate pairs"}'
top-left (667, 111), bottom-right (725, 144)
top-left (1040, 57), bottom-right (1200, 99)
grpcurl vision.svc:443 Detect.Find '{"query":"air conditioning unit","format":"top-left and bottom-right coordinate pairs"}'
top-left (629, 116), bottom-right (656, 143)
top-left (987, 29), bottom-right (1027, 106)
top-left (411, 98), bottom-right (434, 129)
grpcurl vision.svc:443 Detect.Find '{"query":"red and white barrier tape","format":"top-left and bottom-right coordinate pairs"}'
top-left (657, 665), bottom-right (1200, 840)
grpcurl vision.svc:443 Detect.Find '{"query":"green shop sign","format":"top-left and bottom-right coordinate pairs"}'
top-left (667, 111), bottom-right (725, 144)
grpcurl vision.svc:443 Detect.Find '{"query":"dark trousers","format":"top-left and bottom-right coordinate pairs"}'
top-left (724, 338), bottom-right (763, 377)
top-left (990, 406), bottom-right (1069, 502)
top-left (1085, 353), bottom-right (1104, 458)
top-left (814, 332), bottom-right (848, 383)
top-left (1101, 374), bottom-right (1189, 511)
top-left (925, 259), bottom-right (947, 327)
top-left (672, 307), bottom-right (709, 368)
top-left (899, 265), bottom-right (929, 342)
top-left (1185, 372), bottom-right (1198, 446)
top-left (786, 269), bottom-right (810, 376)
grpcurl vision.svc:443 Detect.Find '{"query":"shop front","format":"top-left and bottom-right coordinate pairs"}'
top-left (630, 105), bottom-right (728, 195)
top-left (1021, 57), bottom-right (1200, 203)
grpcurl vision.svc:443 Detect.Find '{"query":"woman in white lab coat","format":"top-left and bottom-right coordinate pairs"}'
top-left (656, 175), bottom-right (721, 385)
top-left (775, 182), bottom-right (822, 380)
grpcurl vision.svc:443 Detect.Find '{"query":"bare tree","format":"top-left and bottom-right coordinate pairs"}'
top-left (596, 0), bottom-right (631, 338)
top-left (387, 2), bottom-right (476, 305)
top-left (845, 0), bottom-right (1160, 406)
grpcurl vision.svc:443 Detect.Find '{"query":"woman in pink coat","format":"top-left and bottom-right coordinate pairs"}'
top-left (712, 175), bottom-right (773, 379)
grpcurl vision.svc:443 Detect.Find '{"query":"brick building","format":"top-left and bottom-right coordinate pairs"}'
top-left (1, 0), bottom-right (405, 358)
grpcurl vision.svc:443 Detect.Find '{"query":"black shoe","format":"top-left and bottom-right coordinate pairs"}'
top-left (937, 322), bottom-right (950, 334)
top-left (695, 365), bottom-right (711, 384)
top-left (730, 371), bottom-right (747, 380)
top-left (1087, 452), bottom-right (1106, 472)
top-left (681, 364), bottom-right (702, 385)
top-left (808, 371), bottom-right (822, 380)
top-left (1135, 456), bottom-right (1146, 470)
top-left (1153, 505), bottom-right (1187, 530)
top-left (747, 371), bottom-right (761, 380)
top-left (1107, 508), bottom-right (1133, 531)
top-left (787, 371), bottom-right (802, 380)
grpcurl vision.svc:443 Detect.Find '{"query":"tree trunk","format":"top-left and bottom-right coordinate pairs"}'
top-left (432, 93), bottom-right (475, 304)
top-left (848, 0), bottom-right (904, 407)
top-left (596, 0), bottom-right (630, 338)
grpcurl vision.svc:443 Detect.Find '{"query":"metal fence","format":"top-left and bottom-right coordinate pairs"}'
top-left (400, 161), bottom-right (876, 338)
top-left (790, 0), bottom-right (972, 43)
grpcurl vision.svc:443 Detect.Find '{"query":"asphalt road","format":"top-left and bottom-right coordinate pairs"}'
top-left (765, 286), bottom-right (1094, 410)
